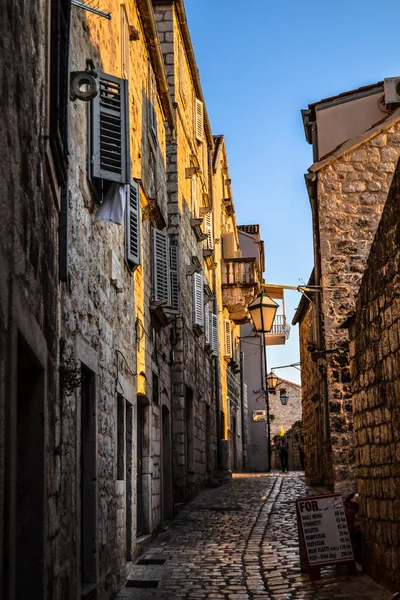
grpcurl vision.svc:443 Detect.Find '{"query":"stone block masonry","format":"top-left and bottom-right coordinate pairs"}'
top-left (312, 118), bottom-right (400, 495)
top-left (348, 159), bottom-right (400, 589)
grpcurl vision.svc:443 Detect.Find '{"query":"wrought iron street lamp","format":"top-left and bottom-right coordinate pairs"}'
top-left (248, 292), bottom-right (278, 472)
top-left (280, 392), bottom-right (289, 406)
top-left (266, 370), bottom-right (279, 392)
top-left (248, 293), bottom-right (279, 334)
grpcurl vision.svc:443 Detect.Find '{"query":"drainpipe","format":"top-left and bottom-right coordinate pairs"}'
top-left (306, 172), bottom-right (330, 445)
top-left (239, 349), bottom-right (247, 471)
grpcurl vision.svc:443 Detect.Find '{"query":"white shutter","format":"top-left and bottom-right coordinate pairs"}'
top-left (193, 272), bottom-right (204, 326)
top-left (224, 319), bottom-right (232, 358)
top-left (204, 211), bottom-right (214, 249)
top-left (195, 98), bottom-right (203, 142)
top-left (169, 237), bottom-right (180, 313)
top-left (191, 175), bottom-right (197, 216)
top-left (153, 228), bottom-right (170, 304)
top-left (91, 71), bottom-right (130, 184)
top-left (125, 181), bottom-right (140, 267)
top-left (211, 313), bottom-right (218, 354)
top-left (204, 303), bottom-right (210, 344)
top-left (222, 233), bottom-right (235, 259)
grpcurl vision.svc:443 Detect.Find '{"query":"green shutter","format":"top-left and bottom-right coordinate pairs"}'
top-left (91, 71), bottom-right (130, 183)
top-left (153, 228), bottom-right (170, 304)
top-left (125, 181), bottom-right (140, 267)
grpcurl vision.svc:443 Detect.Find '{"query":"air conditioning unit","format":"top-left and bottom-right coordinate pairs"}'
top-left (384, 77), bottom-right (400, 109)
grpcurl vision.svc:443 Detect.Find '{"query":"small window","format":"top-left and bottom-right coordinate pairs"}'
top-left (152, 372), bottom-right (159, 404)
top-left (152, 230), bottom-right (180, 313)
top-left (125, 181), bottom-right (141, 268)
top-left (191, 175), bottom-right (198, 217)
top-left (149, 68), bottom-right (157, 140)
top-left (211, 313), bottom-right (218, 355)
top-left (194, 98), bottom-right (203, 142)
top-left (224, 319), bottom-right (232, 358)
top-left (49, 0), bottom-right (71, 184)
top-left (193, 272), bottom-right (204, 327)
top-left (203, 211), bottom-right (214, 250)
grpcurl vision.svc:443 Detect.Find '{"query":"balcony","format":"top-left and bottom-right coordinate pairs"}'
top-left (265, 315), bottom-right (290, 346)
top-left (222, 258), bottom-right (262, 324)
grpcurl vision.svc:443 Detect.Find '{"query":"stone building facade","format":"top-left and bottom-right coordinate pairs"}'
top-left (0, 1), bottom-right (264, 599)
top-left (345, 161), bottom-right (400, 589)
top-left (1, 2), bottom-right (62, 599)
top-left (212, 135), bottom-right (247, 473)
top-left (295, 85), bottom-right (400, 494)
top-left (60, 1), bottom-right (176, 597)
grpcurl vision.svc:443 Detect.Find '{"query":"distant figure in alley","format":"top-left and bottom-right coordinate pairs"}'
top-left (278, 436), bottom-right (289, 473)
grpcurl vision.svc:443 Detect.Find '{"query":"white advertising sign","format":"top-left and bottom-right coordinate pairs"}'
top-left (297, 494), bottom-right (354, 566)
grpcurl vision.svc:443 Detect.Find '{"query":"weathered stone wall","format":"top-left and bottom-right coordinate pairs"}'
top-left (297, 303), bottom-right (328, 485)
top-left (269, 378), bottom-right (302, 439)
top-left (57, 3), bottom-right (173, 597)
top-left (349, 160), bottom-right (400, 588)
top-left (0, 2), bottom-right (61, 598)
top-left (316, 119), bottom-right (400, 494)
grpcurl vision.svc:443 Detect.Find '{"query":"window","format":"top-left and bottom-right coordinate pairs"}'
top-left (204, 303), bottom-right (210, 345)
top-left (211, 313), bottom-right (218, 355)
top-left (149, 67), bottom-right (157, 140)
top-left (191, 175), bottom-right (198, 217)
top-left (224, 318), bottom-right (232, 358)
top-left (152, 229), bottom-right (180, 313)
top-left (194, 98), bottom-right (203, 142)
top-left (203, 210), bottom-right (214, 250)
top-left (193, 272), bottom-right (204, 327)
top-left (90, 71), bottom-right (130, 185)
top-left (49, 0), bottom-right (71, 184)
top-left (125, 181), bottom-right (141, 268)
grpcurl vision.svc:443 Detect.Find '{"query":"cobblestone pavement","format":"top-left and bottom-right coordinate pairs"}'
top-left (115, 473), bottom-right (393, 600)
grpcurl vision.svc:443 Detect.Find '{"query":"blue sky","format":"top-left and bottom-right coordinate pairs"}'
top-left (184, 0), bottom-right (400, 384)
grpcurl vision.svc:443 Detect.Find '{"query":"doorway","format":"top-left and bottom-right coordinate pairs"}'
top-left (162, 405), bottom-right (173, 522)
top-left (15, 335), bottom-right (45, 599)
top-left (80, 365), bottom-right (97, 592)
top-left (136, 405), bottom-right (147, 537)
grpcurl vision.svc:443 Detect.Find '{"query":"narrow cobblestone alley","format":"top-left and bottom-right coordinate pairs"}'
top-left (115, 474), bottom-right (392, 600)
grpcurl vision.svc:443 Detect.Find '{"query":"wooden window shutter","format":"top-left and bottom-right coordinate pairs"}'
top-left (193, 272), bottom-right (204, 327)
top-left (224, 319), bottom-right (232, 358)
top-left (204, 211), bottom-right (214, 249)
top-left (120, 5), bottom-right (130, 80)
top-left (153, 228), bottom-right (170, 304)
top-left (211, 313), bottom-right (218, 354)
top-left (204, 303), bottom-right (210, 344)
top-left (125, 181), bottom-right (140, 267)
top-left (91, 71), bottom-right (130, 184)
top-left (195, 98), bottom-right (203, 142)
top-left (191, 175), bottom-right (197, 216)
top-left (222, 232), bottom-right (235, 259)
top-left (169, 237), bottom-right (180, 313)
top-left (50, 0), bottom-right (71, 184)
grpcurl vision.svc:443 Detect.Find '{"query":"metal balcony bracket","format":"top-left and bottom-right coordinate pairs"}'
top-left (71, 0), bottom-right (111, 20)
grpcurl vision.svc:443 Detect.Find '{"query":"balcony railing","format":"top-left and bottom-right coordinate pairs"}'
top-left (265, 315), bottom-right (290, 340)
top-left (222, 258), bottom-right (261, 286)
